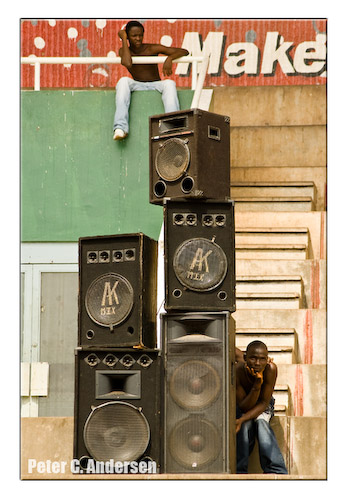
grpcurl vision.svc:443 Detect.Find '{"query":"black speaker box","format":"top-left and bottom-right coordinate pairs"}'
top-left (73, 347), bottom-right (162, 473)
top-left (161, 312), bottom-right (236, 473)
top-left (163, 199), bottom-right (236, 312)
top-left (78, 233), bottom-right (157, 348)
top-left (149, 108), bottom-right (230, 204)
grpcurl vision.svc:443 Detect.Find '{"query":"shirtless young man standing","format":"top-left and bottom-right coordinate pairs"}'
top-left (235, 341), bottom-right (288, 474)
top-left (113, 20), bottom-right (189, 140)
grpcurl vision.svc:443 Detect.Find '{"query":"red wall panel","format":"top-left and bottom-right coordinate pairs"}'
top-left (21, 19), bottom-right (327, 88)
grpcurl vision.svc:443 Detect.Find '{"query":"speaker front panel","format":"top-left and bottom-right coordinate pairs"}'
top-left (162, 312), bottom-right (236, 473)
top-left (74, 348), bottom-right (162, 472)
top-left (78, 233), bottom-right (157, 348)
top-left (149, 109), bottom-right (231, 205)
top-left (164, 199), bottom-right (235, 311)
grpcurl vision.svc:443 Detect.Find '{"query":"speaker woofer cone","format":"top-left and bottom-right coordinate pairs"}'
top-left (155, 138), bottom-right (190, 181)
top-left (168, 416), bottom-right (221, 470)
top-left (173, 238), bottom-right (228, 292)
top-left (170, 360), bottom-right (221, 410)
top-left (83, 401), bottom-right (150, 462)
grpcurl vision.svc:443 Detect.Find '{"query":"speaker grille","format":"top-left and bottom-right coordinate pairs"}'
top-left (168, 416), bottom-right (221, 470)
top-left (170, 360), bottom-right (221, 410)
top-left (173, 238), bottom-right (228, 291)
top-left (85, 273), bottom-right (134, 328)
top-left (83, 402), bottom-right (150, 462)
top-left (155, 138), bottom-right (190, 181)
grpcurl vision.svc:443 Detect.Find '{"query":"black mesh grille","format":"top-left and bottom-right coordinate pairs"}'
top-left (155, 138), bottom-right (190, 181)
top-left (84, 402), bottom-right (150, 462)
top-left (168, 416), bottom-right (221, 470)
top-left (170, 360), bottom-right (221, 410)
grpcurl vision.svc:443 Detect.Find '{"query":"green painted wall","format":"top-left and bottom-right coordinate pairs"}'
top-left (21, 89), bottom-right (193, 242)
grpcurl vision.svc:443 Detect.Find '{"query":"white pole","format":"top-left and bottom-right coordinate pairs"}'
top-left (34, 62), bottom-right (41, 91)
top-left (190, 55), bottom-right (210, 109)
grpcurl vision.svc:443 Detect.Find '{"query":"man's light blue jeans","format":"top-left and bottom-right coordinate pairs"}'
top-left (113, 77), bottom-right (180, 134)
top-left (236, 399), bottom-right (288, 474)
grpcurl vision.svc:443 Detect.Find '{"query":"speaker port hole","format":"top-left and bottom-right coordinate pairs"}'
top-left (127, 326), bottom-right (134, 335)
top-left (186, 213), bottom-right (197, 225)
top-left (154, 180), bottom-right (167, 198)
top-left (99, 250), bottom-right (110, 262)
top-left (202, 214), bottom-right (214, 226)
top-left (181, 176), bottom-right (194, 194)
top-left (215, 214), bottom-right (226, 226)
top-left (86, 329), bottom-right (95, 339)
top-left (173, 288), bottom-right (182, 298)
top-left (218, 290), bottom-right (227, 301)
top-left (125, 248), bottom-right (135, 261)
top-left (113, 250), bottom-right (123, 262)
top-left (79, 456), bottom-right (93, 470)
top-left (173, 213), bottom-right (185, 225)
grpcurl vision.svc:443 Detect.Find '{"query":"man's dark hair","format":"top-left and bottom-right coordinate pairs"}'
top-left (246, 340), bottom-right (268, 353)
top-left (125, 20), bottom-right (145, 36)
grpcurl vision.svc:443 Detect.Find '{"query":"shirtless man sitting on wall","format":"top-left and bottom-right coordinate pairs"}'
top-left (113, 20), bottom-right (189, 140)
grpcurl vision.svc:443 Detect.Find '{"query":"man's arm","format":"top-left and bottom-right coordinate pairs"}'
top-left (118, 30), bottom-right (133, 69)
top-left (236, 363), bottom-right (277, 432)
top-left (151, 44), bottom-right (189, 76)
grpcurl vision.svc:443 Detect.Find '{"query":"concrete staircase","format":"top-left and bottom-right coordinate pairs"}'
top-left (210, 84), bottom-right (327, 477)
top-left (231, 181), bottom-right (317, 212)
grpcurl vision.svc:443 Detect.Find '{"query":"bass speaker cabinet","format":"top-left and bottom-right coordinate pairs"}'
top-left (78, 233), bottom-right (157, 348)
top-left (161, 312), bottom-right (236, 473)
top-left (164, 199), bottom-right (235, 312)
top-left (149, 108), bottom-right (230, 205)
top-left (73, 347), bottom-right (162, 472)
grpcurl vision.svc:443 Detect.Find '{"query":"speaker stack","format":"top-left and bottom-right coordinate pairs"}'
top-left (73, 108), bottom-right (236, 476)
top-left (149, 108), bottom-right (237, 474)
top-left (74, 233), bottom-right (162, 472)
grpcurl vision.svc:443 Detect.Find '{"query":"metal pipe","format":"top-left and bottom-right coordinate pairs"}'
top-left (190, 54), bottom-right (210, 109)
top-left (21, 55), bottom-right (209, 100)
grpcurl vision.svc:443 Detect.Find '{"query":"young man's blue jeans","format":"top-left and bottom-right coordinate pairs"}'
top-left (236, 399), bottom-right (288, 474)
top-left (113, 77), bottom-right (180, 134)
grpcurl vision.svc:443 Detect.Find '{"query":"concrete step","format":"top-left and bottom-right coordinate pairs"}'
top-left (233, 309), bottom-right (326, 365)
top-left (231, 181), bottom-right (317, 202)
top-left (236, 327), bottom-right (297, 363)
top-left (236, 243), bottom-right (308, 260)
top-left (236, 292), bottom-right (301, 310)
top-left (236, 275), bottom-right (304, 297)
top-left (235, 227), bottom-right (311, 259)
top-left (235, 211), bottom-right (326, 260)
top-left (235, 260), bottom-right (326, 310)
top-left (273, 385), bottom-right (290, 415)
top-left (234, 196), bottom-right (315, 212)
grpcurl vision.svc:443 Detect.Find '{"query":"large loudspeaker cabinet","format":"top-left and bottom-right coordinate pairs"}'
top-left (149, 108), bottom-right (230, 204)
top-left (164, 199), bottom-right (235, 312)
top-left (73, 347), bottom-right (162, 472)
top-left (161, 312), bottom-right (236, 473)
top-left (78, 233), bottom-right (157, 348)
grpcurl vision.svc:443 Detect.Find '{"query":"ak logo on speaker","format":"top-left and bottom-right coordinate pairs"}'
top-left (173, 238), bottom-right (227, 292)
top-left (85, 273), bottom-right (134, 329)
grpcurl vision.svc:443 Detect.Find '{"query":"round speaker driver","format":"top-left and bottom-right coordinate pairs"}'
top-left (168, 416), bottom-right (221, 470)
top-left (173, 238), bottom-right (228, 292)
top-left (155, 138), bottom-right (190, 181)
top-left (85, 273), bottom-right (134, 328)
top-left (170, 360), bottom-right (221, 410)
top-left (84, 401), bottom-right (150, 462)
